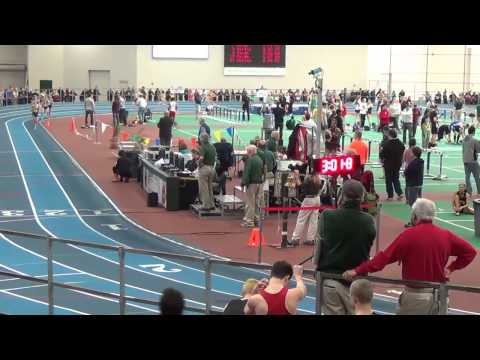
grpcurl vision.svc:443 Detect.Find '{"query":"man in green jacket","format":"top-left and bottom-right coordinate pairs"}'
top-left (198, 133), bottom-right (217, 211)
top-left (241, 145), bottom-right (264, 228)
top-left (313, 179), bottom-right (376, 315)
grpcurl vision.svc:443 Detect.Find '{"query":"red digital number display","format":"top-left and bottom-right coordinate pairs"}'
top-left (225, 45), bottom-right (286, 68)
top-left (314, 155), bottom-right (357, 176)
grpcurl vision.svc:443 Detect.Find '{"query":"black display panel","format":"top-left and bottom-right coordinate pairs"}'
top-left (224, 45), bottom-right (286, 68)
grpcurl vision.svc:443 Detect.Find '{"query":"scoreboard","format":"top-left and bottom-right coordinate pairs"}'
top-left (313, 155), bottom-right (357, 176)
top-left (224, 45), bottom-right (286, 76)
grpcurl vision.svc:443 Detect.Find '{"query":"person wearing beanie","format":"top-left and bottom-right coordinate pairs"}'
top-left (313, 179), bottom-right (376, 315)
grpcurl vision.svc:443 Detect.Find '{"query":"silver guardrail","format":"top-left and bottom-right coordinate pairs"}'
top-left (1, 228), bottom-right (479, 315)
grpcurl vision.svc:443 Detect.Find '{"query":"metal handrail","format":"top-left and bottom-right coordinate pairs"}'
top-left (1, 227), bottom-right (480, 315)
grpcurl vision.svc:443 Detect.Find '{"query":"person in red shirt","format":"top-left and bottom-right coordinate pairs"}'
top-left (244, 261), bottom-right (307, 315)
top-left (343, 198), bottom-right (477, 315)
top-left (378, 104), bottom-right (390, 132)
top-left (412, 103), bottom-right (422, 139)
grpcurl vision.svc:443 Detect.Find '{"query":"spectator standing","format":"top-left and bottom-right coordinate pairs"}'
top-left (404, 146), bottom-right (424, 226)
top-left (430, 107), bottom-right (439, 146)
top-left (402, 138), bottom-right (417, 170)
top-left (198, 118), bottom-right (211, 140)
top-left (412, 104), bottom-right (421, 138)
top-left (344, 198), bottom-right (477, 315)
top-left (136, 95), bottom-right (147, 124)
top-left (240, 145), bottom-right (264, 228)
top-left (169, 97), bottom-right (177, 121)
top-left (350, 279), bottom-right (376, 315)
top-left (245, 261), bottom-right (307, 315)
top-left (390, 99), bottom-right (401, 130)
top-left (401, 102), bottom-right (413, 143)
top-left (272, 102), bottom-right (285, 145)
top-left (267, 131), bottom-right (279, 153)
top-left (214, 137), bottom-right (234, 194)
top-left (198, 133), bottom-right (217, 211)
top-left (378, 104), bottom-right (390, 132)
top-left (83, 92), bottom-right (95, 129)
top-left (241, 90), bottom-right (250, 121)
top-left (380, 129), bottom-right (405, 201)
top-left (159, 288), bottom-right (185, 315)
top-left (421, 109), bottom-right (432, 148)
top-left (112, 95), bottom-right (120, 130)
top-left (462, 126), bottom-right (480, 197)
top-left (347, 130), bottom-right (369, 173)
top-left (119, 94), bottom-right (127, 126)
top-left (359, 98), bottom-right (368, 129)
top-left (157, 111), bottom-right (175, 147)
top-left (288, 174), bottom-right (322, 246)
top-left (314, 179), bottom-right (376, 315)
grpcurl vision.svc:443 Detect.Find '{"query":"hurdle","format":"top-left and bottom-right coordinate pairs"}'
top-left (213, 104), bottom-right (243, 122)
top-left (423, 147), bottom-right (448, 180)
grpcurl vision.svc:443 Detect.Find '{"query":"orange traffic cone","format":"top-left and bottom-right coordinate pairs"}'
top-left (247, 228), bottom-right (265, 247)
top-left (120, 131), bottom-right (129, 142)
top-left (69, 117), bottom-right (77, 133)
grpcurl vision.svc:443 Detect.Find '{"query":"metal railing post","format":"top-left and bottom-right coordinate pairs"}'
top-left (376, 204), bottom-right (382, 254)
top-left (204, 257), bottom-right (212, 314)
top-left (47, 237), bottom-right (54, 315)
top-left (258, 205), bottom-right (264, 264)
top-left (439, 152), bottom-right (444, 178)
top-left (315, 271), bottom-right (324, 315)
top-left (118, 247), bottom-right (126, 315)
top-left (438, 284), bottom-right (448, 315)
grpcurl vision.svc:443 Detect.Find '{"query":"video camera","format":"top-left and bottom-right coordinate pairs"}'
top-left (308, 67), bottom-right (323, 77)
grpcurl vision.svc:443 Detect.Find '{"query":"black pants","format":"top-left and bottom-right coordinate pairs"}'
top-left (119, 109), bottom-right (127, 125)
top-left (113, 166), bottom-right (130, 182)
top-left (160, 136), bottom-right (171, 147)
top-left (275, 122), bottom-right (284, 146)
top-left (360, 114), bottom-right (366, 128)
top-left (242, 106), bottom-right (250, 121)
top-left (85, 110), bottom-right (94, 126)
top-left (385, 168), bottom-right (403, 198)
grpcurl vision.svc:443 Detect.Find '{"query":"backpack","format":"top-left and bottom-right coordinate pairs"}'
top-left (286, 117), bottom-right (296, 130)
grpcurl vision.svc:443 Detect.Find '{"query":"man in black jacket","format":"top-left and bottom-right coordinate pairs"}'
top-left (157, 111), bottom-right (174, 147)
top-left (380, 129), bottom-right (405, 201)
top-left (214, 138), bottom-right (234, 194)
top-left (404, 146), bottom-right (424, 227)
top-left (242, 91), bottom-right (250, 122)
top-left (272, 102), bottom-right (285, 145)
top-left (112, 150), bottom-right (132, 183)
top-left (314, 179), bottom-right (376, 315)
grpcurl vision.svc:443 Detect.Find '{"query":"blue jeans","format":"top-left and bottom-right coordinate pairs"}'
top-left (138, 108), bottom-right (145, 123)
top-left (464, 162), bottom-right (480, 195)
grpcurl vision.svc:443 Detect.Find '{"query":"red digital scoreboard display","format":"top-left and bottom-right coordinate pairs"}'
top-left (224, 45), bottom-right (286, 68)
top-left (314, 155), bottom-right (357, 176)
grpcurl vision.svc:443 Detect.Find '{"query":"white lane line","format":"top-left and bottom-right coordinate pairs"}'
top-left (0, 289), bottom-right (88, 315)
top-left (23, 118), bottom-right (244, 297)
top-left (0, 233), bottom-right (222, 311)
top-left (4, 116), bottom-right (227, 310)
top-left (2, 284), bottom-right (47, 292)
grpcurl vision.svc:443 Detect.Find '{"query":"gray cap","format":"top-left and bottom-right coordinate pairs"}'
top-left (342, 179), bottom-right (364, 201)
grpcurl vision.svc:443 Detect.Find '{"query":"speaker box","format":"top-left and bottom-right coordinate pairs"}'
top-left (147, 192), bottom-right (158, 207)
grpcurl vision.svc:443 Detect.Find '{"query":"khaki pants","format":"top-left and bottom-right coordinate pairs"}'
top-left (397, 288), bottom-right (441, 315)
top-left (292, 196), bottom-right (320, 243)
top-left (322, 279), bottom-right (354, 315)
top-left (243, 183), bottom-right (263, 225)
top-left (198, 165), bottom-right (215, 209)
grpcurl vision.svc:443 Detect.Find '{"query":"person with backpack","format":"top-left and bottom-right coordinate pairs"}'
top-left (361, 171), bottom-right (379, 218)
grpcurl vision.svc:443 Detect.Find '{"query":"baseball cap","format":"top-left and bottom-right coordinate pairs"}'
top-left (342, 179), bottom-right (364, 201)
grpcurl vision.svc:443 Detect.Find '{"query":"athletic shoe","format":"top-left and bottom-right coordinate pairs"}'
top-left (240, 221), bottom-right (255, 228)
top-left (303, 240), bottom-right (315, 246)
top-left (287, 240), bottom-right (299, 247)
top-left (404, 222), bottom-right (412, 228)
top-left (456, 212), bottom-right (460, 216)
top-left (385, 197), bottom-right (394, 202)
top-left (397, 195), bottom-right (404, 201)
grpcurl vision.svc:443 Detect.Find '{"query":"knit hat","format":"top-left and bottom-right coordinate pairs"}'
top-left (342, 179), bottom-right (364, 201)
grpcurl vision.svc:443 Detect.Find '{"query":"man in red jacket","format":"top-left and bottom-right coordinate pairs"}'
top-left (343, 198), bottom-right (477, 315)
top-left (378, 104), bottom-right (390, 132)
